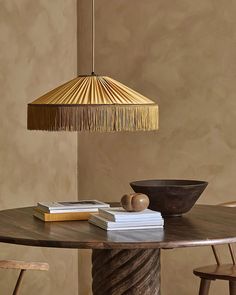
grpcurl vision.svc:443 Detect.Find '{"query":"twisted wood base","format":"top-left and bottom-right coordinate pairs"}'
top-left (92, 249), bottom-right (160, 295)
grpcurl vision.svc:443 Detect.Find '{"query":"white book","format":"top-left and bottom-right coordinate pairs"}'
top-left (89, 221), bottom-right (163, 231)
top-left (37, 208), bottom-right (99, 214)
top-left (89, 214), bottom-right (164, 231)
top-left (98, 207), bottom-right (163, 222)
top-left (37, 200), bottom-right (110, 213)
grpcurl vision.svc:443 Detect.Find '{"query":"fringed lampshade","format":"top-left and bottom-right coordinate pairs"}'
top-left (27, 75), bottom-right (159, 132)
top-left (27, 0), bottom-right (159, 132)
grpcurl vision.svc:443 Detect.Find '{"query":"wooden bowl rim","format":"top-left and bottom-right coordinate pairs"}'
top-left (130, 179), bottom-right (208, 188)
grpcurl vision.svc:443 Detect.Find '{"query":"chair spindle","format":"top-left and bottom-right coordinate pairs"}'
top-left (212, 245), bottom-right (221, 265)
top-left (228, 244), bottom-right (236, 265)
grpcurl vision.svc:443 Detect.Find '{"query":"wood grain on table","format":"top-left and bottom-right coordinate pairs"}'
top-left (0, 205), bottom-right (235, 249)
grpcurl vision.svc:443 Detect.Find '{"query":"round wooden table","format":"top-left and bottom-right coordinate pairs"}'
top-left (0, 205), bottom-right (236, 295)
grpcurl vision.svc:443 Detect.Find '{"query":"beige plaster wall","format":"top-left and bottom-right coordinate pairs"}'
top-left (77, 0), bottom-right (236, 294)
top-left (0, 1), bottom-right (78, 294)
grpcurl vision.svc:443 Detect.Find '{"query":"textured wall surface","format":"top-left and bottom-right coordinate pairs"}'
top-left (0, 0), bottom-right (78, 294)
top-left (78, 0), bottom-right (236, 294)
top-left (1, 0), bottom-right (236, 294)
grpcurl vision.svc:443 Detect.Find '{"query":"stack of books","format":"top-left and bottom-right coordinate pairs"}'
top-left (89, 207), bottom-right (164, 231)
top-left (33, 200), bottom-right (110, 222)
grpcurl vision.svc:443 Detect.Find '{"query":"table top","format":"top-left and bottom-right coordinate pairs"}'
top-left (0, 205), bottom-right (235, 250)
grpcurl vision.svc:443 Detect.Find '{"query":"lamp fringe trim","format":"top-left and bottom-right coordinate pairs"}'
top-left (27, 104), bottom-right (159, 132)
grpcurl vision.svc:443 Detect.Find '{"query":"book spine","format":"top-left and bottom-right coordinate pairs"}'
top-left (38, 203), bottom-right (110, 212)
top-left (33, 210), bottom-right (94, 222)
top-left (99, 212), bottom-right (115, 221)
top-left (47, 208), bottom-right (98, 213)
top-left (37, 204), bottom-right (50, 213)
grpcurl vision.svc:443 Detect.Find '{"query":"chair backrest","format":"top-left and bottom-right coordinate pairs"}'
top-left (212, 201), bottom-right (236, 265)
top-left (211, 244), bottom-right (236, 265)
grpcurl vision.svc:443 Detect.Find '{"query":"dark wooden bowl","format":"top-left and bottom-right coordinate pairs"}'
top-left (130, 179), bottom-right (208, 217)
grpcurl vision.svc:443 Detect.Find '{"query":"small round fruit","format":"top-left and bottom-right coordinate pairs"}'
top-left (121, 193), bottom-right (149, 212)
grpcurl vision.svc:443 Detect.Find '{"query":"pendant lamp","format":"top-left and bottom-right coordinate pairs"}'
top-left (27, 0), bottom-right (159, 132)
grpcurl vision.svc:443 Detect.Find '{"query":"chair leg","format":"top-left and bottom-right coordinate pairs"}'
top-left (13, 270), bottom-right (26, 295)
top-left (229, 281), bottom-right (236, 295)
top-left (199, 278), bottom-right (211, 295)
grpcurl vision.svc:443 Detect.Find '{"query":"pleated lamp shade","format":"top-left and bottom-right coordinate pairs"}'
top-left (27, 75), bottom-right (159, 132)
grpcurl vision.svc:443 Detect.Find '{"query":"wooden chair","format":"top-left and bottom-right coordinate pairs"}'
top-left (193, 201), bottom-right (236, 295)
top-left (0, 260), bottom-right (49, 295)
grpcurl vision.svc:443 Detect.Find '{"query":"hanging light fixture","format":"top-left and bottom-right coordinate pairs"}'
top-left (27, 0), bottom-right (159, 132)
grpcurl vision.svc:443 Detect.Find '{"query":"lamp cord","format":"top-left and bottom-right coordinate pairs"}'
top-left (92, 0), bottom-right (95, 75)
